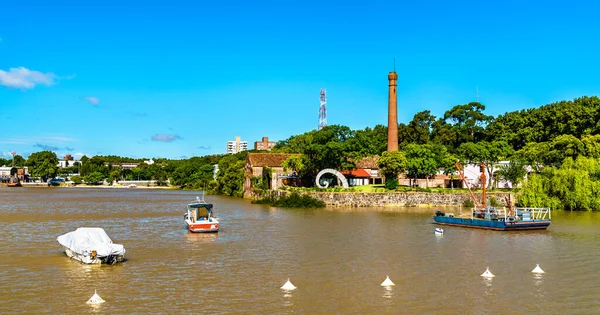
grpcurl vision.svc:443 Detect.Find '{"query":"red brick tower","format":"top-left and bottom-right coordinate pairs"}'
top-left (387, 71), bottom-right (398, 151)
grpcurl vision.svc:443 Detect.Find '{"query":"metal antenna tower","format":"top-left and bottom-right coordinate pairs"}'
top-left (318, 88), bottom-right (327, 130)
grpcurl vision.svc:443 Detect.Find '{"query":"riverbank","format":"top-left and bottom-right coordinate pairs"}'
top-left (5, 183), bottom-right (509, 208)
top-left (5, 182), bottom-right (178, 189)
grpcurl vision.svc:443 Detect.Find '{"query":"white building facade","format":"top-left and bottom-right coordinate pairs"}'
top-left (226, 136), bottom-right (248, 154)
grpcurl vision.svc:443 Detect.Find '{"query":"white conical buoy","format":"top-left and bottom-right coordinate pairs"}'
top-left (481, 267), bottom-right (495, 278)
top-left (86, 290), bottom-right (105, 305)
top-left (380, 276), bottom-right (395, 286)
top-left (532, 264), bottom-right (545, 274)
top-left (281, 279), bottom-right (296, 290)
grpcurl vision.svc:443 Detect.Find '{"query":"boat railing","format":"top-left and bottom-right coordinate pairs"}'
top-left (514, 207), bottom-right (551, 220)
top-left (470, 207), bottom-right (551, 221)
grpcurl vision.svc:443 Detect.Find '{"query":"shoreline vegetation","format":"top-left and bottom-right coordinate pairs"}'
top-left (251, 191), bottom-right (326, 208)
top-left (5, 96), bottom-right (600, 210)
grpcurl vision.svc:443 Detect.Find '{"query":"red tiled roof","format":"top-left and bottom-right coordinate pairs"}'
top-left (247, 153), bottom-right (301, 167)
top-left (342, 168), bottom-right (371, 177)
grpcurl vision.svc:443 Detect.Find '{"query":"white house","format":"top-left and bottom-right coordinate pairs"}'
top-left (462, 161), bottom-right (531, 189)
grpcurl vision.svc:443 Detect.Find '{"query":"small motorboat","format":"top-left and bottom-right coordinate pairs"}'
top-left (184, 196), bottom-right (219, 233)
top-left (56, 227), bottom-right (126, 265)
top-left (434, 228), bottom-right (444, 236)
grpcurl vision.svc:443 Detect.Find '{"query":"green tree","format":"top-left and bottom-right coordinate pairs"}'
top-left (582, 134), bottom-right (600, 158)
top-left (261, 167), bottom-right (273, 190)
top-left (497, 159), bottom-right (528, 188)
top-left (430, 144), bottom-right (458, 188)
top-left (0, 157), bottom-right (10, 166)
top-left (443, 102), bottom-right (493, 147)
top-left (26, 151), bottom-right (59, 182)
top-left (458, 141), bottom-right (512, 188)
top-left (402, 110), bottom-right (436, 146)
top-left (13, 154), bottom-right (26, 167)
top-left (378, 151), bottom-right (407, 189)
top-left (346, 125), bottom-right (388, 157)
top-left (282, 155), bottom-right (307, 175)
top-left (84, 171), bottom-right (104, 185)
top-left (218, 160), bottom-right (245, 196)
top-left (404, 144), bottom-right (438, 187)
top-left (70, 175), bottom-right (83, 184)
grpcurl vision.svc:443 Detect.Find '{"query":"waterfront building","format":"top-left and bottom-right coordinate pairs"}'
top-left (243, 153), bottom-right (300, 196)
top-left (58, 154), bottom-right (75, 168)
top-left (0, 166), bottom-right (29, 183)
top-left (253, 137), bottom-right (276, 151)
top-left (103, 162), bottom-right (139, 169)
top-left (226, 136), bottom-right (248, 154)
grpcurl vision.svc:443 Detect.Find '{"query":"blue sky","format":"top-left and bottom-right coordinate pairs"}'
top-left (1, 0), bottom-right (600, 160)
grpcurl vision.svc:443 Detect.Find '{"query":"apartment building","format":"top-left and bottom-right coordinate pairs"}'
top-left (253, 136), bottom-right (276, 151)
top-left (226, 136), bottom-right (248, 154)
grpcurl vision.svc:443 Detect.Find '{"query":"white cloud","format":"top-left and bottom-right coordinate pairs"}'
top-left (85, 96), bottom-right (100, 105)
top-left (151, 134), bottom-right (182, 142)
top-left (0, 67), bottom-right (57, 89)
top-left (72, 152), bottom-right (91, 160)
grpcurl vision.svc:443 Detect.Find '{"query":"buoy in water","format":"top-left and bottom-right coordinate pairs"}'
top-left (434, 228), bottom-right (444, 235)
top-left (481, 267), bottom-right (495, 278)
top-left (86, 290), bottom-right (105, 305)
top-left (380, 276), bottom-right (395, 286)
top-left (281, 279), bottom-right (297, 290)
top-left (532, 264), bottom-right (545, 274)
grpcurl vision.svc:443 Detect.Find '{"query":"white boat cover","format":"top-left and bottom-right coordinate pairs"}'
top-left (57, 227), bottom-right (125, 257)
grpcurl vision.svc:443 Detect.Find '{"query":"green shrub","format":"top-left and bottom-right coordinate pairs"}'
top-left (252, 192), bottom-right (325, 208)
top-left (463, 198), bottom-right (475, 208)
top-left (489, 196), bottom-right (502, 207)
top-left (385, 178), bottom-right (399, 190)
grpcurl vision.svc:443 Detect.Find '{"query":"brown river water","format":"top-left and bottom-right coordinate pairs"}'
top-left (1, 188), bottom-right (599, 314)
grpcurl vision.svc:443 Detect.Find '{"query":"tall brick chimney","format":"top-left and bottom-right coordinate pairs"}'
top-left (387, 71), bottom-right (398, 151)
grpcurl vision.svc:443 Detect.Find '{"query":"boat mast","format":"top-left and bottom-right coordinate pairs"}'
top-left (455, 161), bottom-right (482, 209)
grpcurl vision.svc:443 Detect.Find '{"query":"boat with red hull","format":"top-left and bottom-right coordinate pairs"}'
top-left (184, 196), bottom-right (220, 233)
top-left (433, 162), bottom-right (551, 231)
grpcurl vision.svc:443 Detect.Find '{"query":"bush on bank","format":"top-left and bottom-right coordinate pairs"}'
top-left (252, 192), bottom-right (326, 208)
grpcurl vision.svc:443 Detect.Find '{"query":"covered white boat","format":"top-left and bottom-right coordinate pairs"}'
top-left (56, 227), bottom-right (126, 265)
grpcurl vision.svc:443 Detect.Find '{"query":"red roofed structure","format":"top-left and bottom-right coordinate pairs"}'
top-left (342, 168), bottom-right (372, 186)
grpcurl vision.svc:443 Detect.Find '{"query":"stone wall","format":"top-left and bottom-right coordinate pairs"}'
top-left (301, 191), bottom-right (513, 208)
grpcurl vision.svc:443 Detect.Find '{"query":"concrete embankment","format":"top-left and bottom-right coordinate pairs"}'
top-left (300, 191), bottom-right (512, 208)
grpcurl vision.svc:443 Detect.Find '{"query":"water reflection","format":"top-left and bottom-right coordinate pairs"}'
top-left (482, 277), bottom-right (493, 288)
top-left (184, 232), bottom-right (219, 244)
top-left (533, 273), bottom-right (544, 286)
top-left (89, 303), bottom-right (104, 313)
top-left (282, 288), bottom-right (294, 307)
top-left (382, 285), bottom-right (394, 299)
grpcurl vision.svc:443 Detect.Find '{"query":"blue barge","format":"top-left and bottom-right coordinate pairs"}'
top-left (433, 207), bottom-right (551, 231)
top-left (434, 161), bottom-right (551, 231)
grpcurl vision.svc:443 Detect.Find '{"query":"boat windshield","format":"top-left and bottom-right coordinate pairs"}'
top-left (188, 203), bottom-right (213, 220)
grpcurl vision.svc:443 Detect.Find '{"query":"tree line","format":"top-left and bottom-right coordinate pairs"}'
top-left (6, 96), bottom-right (600, 210)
